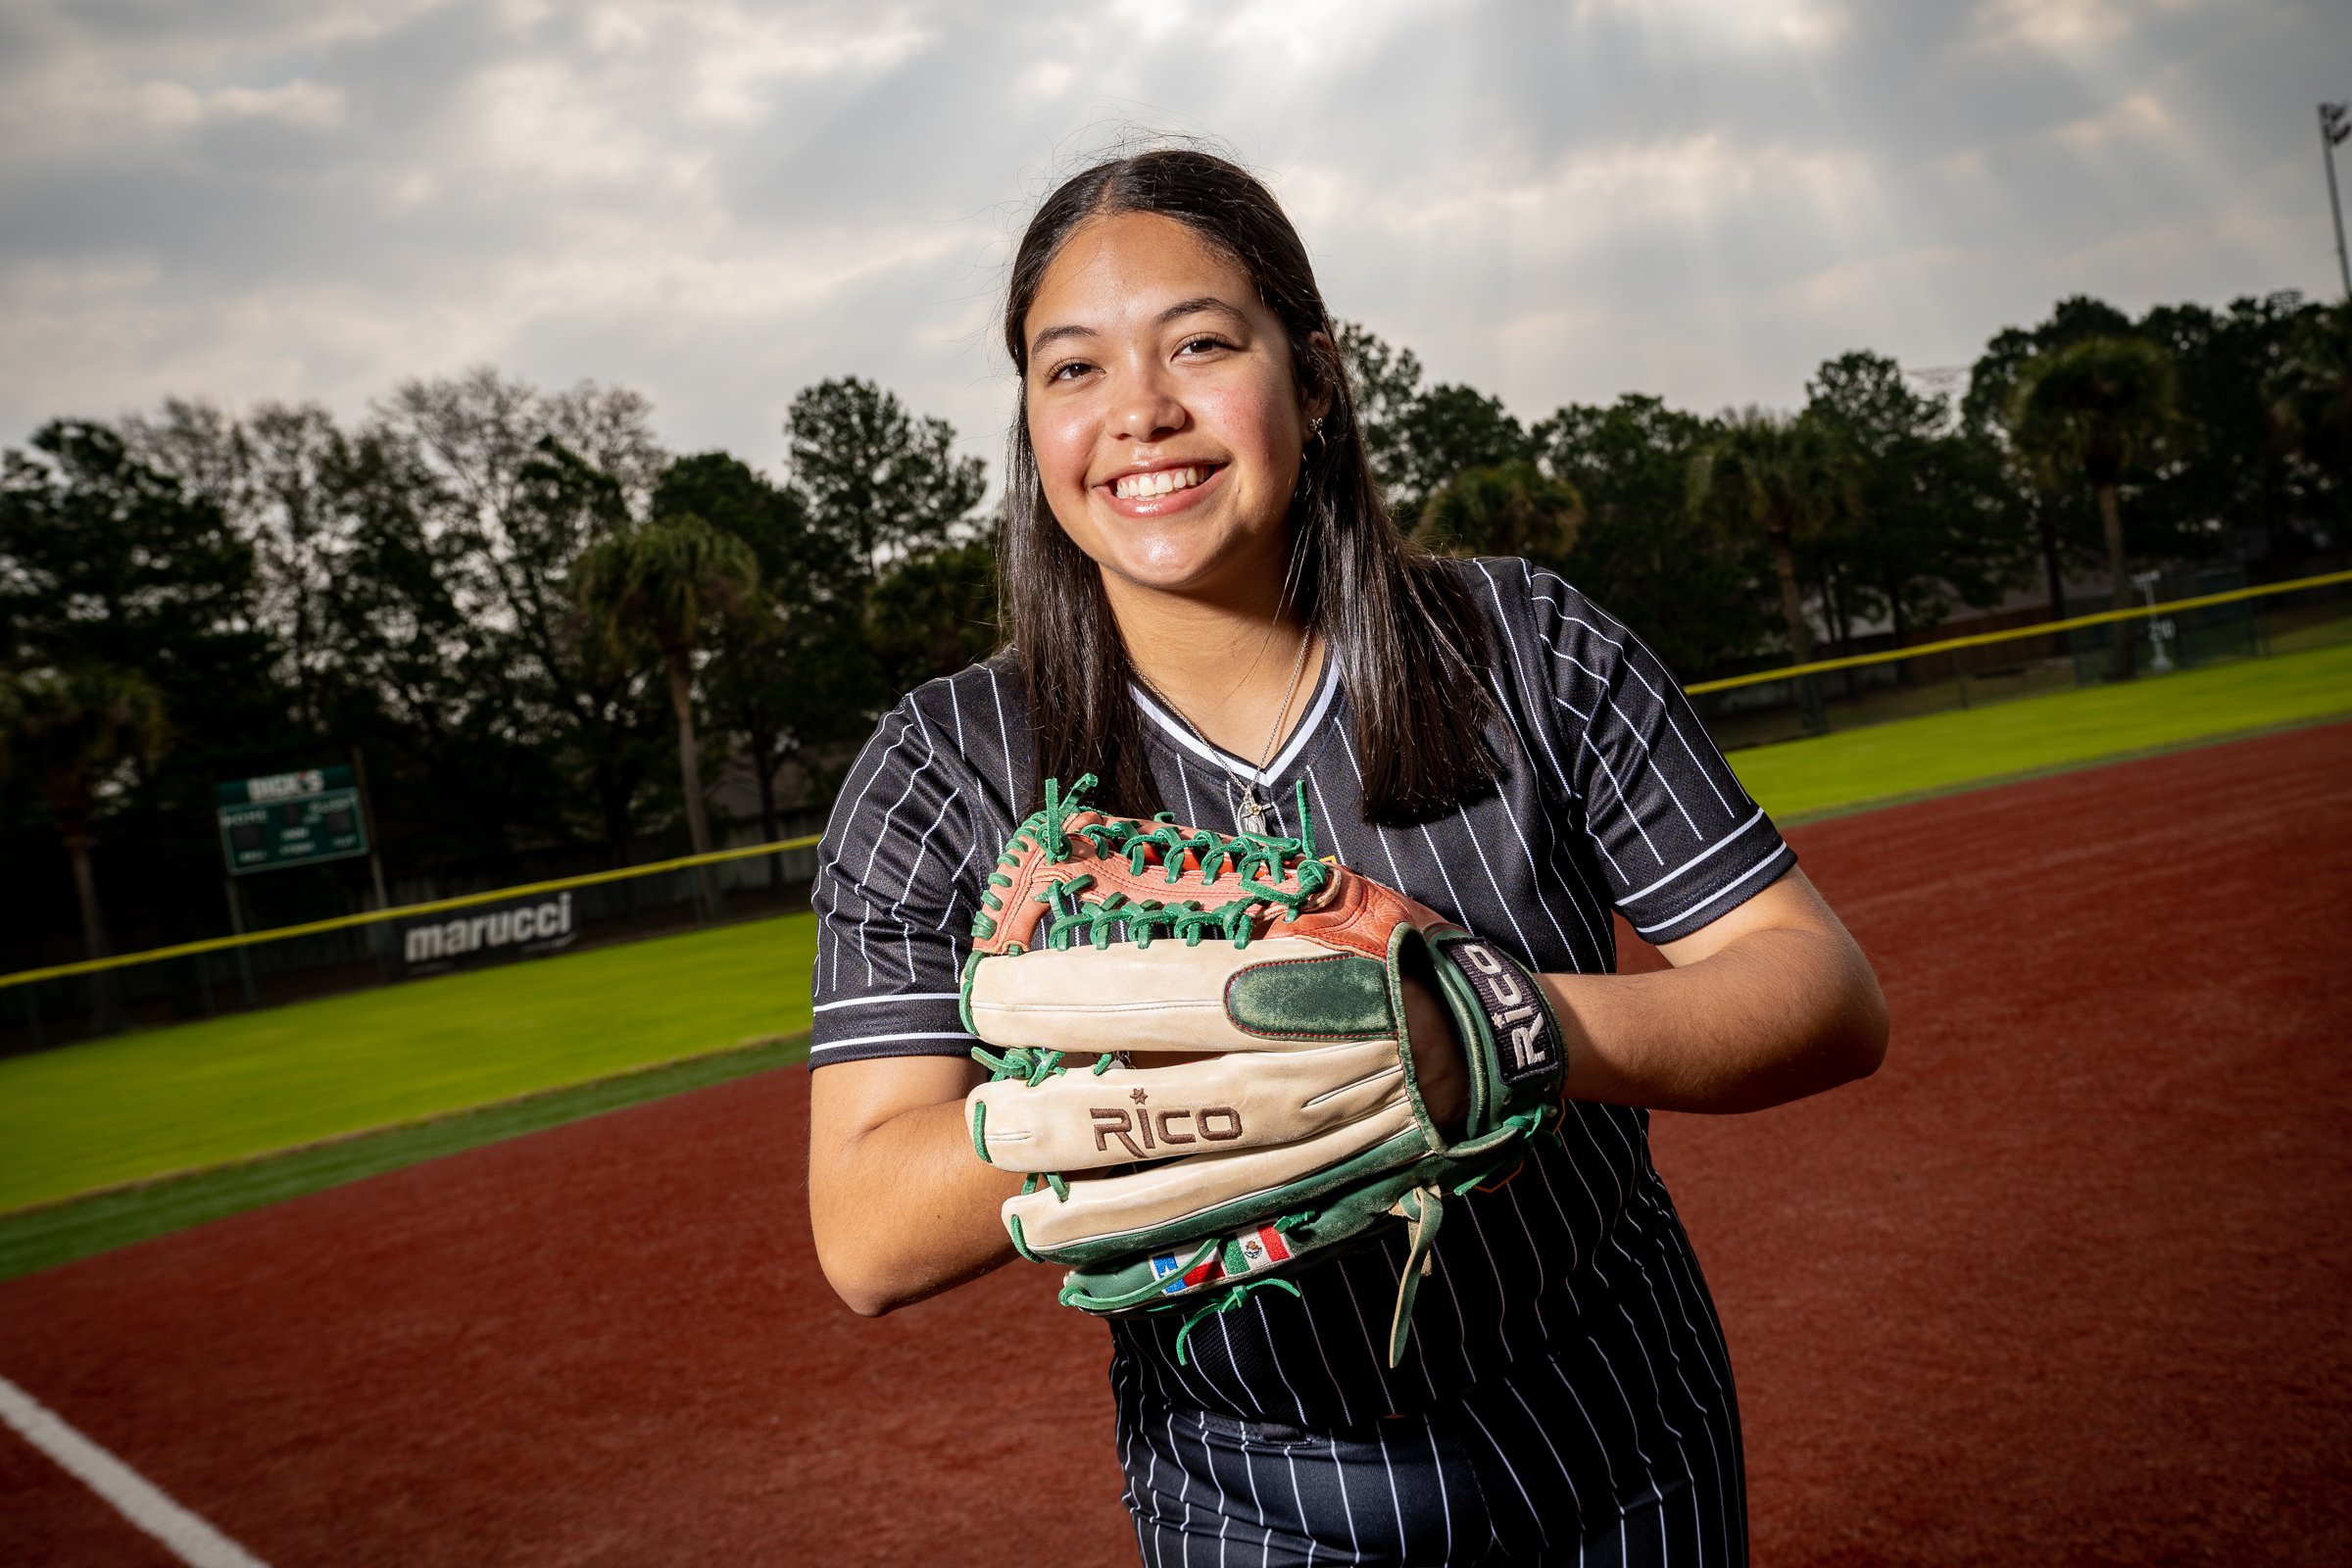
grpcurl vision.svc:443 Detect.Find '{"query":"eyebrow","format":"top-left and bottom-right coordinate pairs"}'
top-left (1027, 296), bottom-right (1250, 359)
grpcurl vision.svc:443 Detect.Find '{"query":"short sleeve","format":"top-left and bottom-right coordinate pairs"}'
top-left (808, 698), bottom-right (987, 1067)
top-left (1506, 564), bottom-right (1796, 944)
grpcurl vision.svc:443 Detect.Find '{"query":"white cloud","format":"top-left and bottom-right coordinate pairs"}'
top-left (1571, 0), bottom-right (1852, 52)
top-left (678, 5), bottom-right (939, 123)
top-left (1969, 0), bottom-right (2200, 54)
top-left (2050, 90), bottom-right (2177, 153)
top-left (143, 77), bottom-right (347, 131)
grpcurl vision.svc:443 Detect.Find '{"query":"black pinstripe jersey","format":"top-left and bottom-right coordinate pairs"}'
top-left (808, 557), bottom-right (1795, 1427)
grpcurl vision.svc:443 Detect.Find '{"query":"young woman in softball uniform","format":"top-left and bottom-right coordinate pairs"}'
top-left (806, 148), bottom-right (1887, 1566)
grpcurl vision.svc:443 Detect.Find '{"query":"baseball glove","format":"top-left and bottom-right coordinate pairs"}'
top-left (959, 775), bottom-right (1567, 1365)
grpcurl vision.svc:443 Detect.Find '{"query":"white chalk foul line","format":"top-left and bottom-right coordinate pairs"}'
top-left (0, 1373), bottom-right (270, 1568)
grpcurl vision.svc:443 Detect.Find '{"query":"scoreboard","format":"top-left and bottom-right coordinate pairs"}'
top-left (217, 766), bottom-right (369, 874)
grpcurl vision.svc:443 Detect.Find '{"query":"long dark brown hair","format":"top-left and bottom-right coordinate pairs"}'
top-left (1000, 147), bottom-right (1498, 826)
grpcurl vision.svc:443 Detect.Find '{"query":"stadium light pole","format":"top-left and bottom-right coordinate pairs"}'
top-left (2324, 102), bottom-right (2352, 302)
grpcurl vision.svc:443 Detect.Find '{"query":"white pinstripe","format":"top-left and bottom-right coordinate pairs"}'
top-left (1473, 668), bottom-right (1611, 961)
top-left (983, 665), bottom-right (1019, 814)
top-left (1368, 1419), bottom-right (1408, 1560)
top-left (1473, 562), bottom-right (1583, 798)
top-left (1495, 1178), bottom-right (1561, 1347)
top-left (1281, 1446), bottom-right (1313, 1567)
top-left (1420, 1416), bottom-right (1453, 1563)
top-left (1592, 1345), bottom-right (1677, 1568)
top-left (858, 716), bottom-right (950, 983)
top-left (1505, 1373), bottom-right (1586, 1519)
top-left (1459, 1398), bottom-right (1550, 1551)
top-left (1142, 1313), bottom-right (1223, 1438)
top-left (1523, 565), bottom-right (1739, 819)
top-left (838, 715), bottom-right (930, 985)
top-left (811, 713), bottom-right (908, 990)
top-left (1292, 1278), bottom-right (1358, 1429)
top-left (1569, 580), bottom-right (1748, 819)
top-left (1556, 1365), bottom-right (1629, 1564)
top-left (1580, 731), bottom-right (1668, 866)
top-left (1524, 635), bottom-right (1705, 839)
top-left (1327, 1425), bottom-right (1363, 1564)
top-left (1166, 1407), bottom-right (1196, 1568)
top-left (883, 779), bottom-right (961, 974)
top-left (1191, 1410), bottom-right (1234, 1568)
top-left (1452, 1200), bottom-right (1521, 1363)
top-left (928, 832), bottom-right (982, 933)
top-left (1254, 1297), bottom-right (1315, 1428)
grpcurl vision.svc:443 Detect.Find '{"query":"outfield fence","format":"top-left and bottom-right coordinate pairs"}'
top-left (1688, 564), bottom-right (2352, 752)
top-left (2, 835), bottom-right (823, 1054)
top-left (6, 564), bottom-right (2349, 1054)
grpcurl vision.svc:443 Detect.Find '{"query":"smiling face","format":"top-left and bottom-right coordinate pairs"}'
top-left (1021, 210), bottom-right (1327, 608)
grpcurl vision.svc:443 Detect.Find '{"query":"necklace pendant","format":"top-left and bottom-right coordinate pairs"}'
top-left (1238, 788), bottom-right (1270, 835)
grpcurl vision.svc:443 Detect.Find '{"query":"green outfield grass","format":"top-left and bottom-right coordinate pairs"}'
top-left (0, 914), bottom-right (817, 1213)
top-left (1731, 639), bottom-right (2352, 823)
top-left (0, 1037), bottom-right (801, 1283)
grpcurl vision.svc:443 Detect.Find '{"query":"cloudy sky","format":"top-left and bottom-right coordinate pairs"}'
top-left (2, 0), bottom-right (2344, 481)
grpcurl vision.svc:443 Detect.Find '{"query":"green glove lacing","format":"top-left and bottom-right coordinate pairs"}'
top-left (1173, 1277), bottom-right (1304, 1366)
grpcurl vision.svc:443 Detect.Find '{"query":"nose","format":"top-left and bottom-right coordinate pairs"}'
top-left (1108, 362), bottom-right (1188, 446)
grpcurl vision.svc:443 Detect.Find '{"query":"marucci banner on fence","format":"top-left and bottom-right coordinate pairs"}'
top-left (397, 890), bottom-right (579, 976)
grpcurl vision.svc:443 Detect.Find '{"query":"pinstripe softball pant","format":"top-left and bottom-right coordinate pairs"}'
top-left (1114, 1326), bottom-right (1747, 1566)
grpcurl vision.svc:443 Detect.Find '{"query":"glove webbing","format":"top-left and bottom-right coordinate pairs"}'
top-left (971, 773), bottom-right (1330, 949)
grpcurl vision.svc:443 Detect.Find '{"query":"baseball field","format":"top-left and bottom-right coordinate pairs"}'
top-left (3, 654), bottom-right (2349, 1564)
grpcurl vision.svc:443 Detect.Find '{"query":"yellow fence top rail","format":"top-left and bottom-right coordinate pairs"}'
top-left (1, 834), bottom-right (821, 991)
top-left (1682, 567), bottom-right (2352, 696)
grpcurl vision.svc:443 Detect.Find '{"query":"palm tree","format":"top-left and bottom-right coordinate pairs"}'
top-left (1686, 410), bottom-right (1851, 666)
top-left (1, 664), bottom-right (169, 1033)
top-left (2007, 336), bottom-right (2177, 681)
top-left (574, 514), bottom-right (759, 914)
top-left (1414, 463), bottom-right (1585, 566)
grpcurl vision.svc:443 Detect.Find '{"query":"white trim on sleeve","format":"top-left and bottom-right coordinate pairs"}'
top-left (1615, 808), bottom-right (1767, 906)
top-left (1630, 849), bottom-right (1789, 938)
top-left (811, 991), bottom-right (962, 1013)
top-left (807, 1029), bottom-right (979, 1061)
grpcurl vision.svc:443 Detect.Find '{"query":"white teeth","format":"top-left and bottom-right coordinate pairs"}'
top-left (1113, 466), bottom-right (1206, 500)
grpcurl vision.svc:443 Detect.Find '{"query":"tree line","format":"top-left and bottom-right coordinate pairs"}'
top-left (3, 291), bottom-right (2347, 977)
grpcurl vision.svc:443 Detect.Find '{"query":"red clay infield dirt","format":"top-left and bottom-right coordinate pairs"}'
top-left (3, 721), bottom-right (2348, 1565)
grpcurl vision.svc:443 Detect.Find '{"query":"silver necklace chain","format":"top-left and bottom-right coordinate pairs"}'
top-left (1135, 627), bottom-right (1315, 835)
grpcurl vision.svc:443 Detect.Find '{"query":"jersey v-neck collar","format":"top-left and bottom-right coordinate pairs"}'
top-left (1128, 655), bottom-right (1343, 790)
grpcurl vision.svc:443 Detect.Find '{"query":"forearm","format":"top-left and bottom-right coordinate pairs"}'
top-left (808, 1081), bottom-right (1026, 1316)
top-left (1546, 919), bottom-right (1887, 1114)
